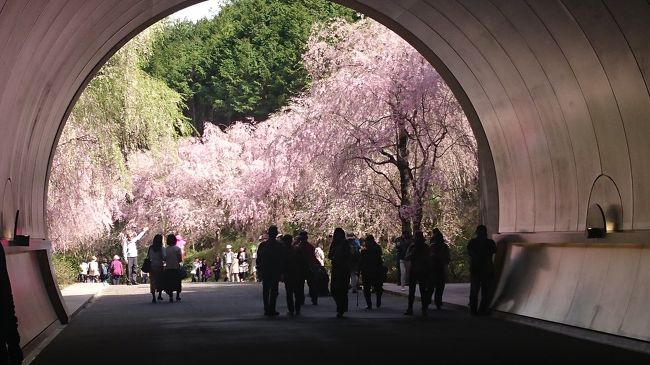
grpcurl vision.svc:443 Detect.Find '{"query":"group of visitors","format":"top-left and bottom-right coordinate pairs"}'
top-left (395, 225), bottom-right (496, 316)
top-left (143, 233), bottom-right (184, 303)
top-left (77, 256), bottom-right (102, 283)
top-left (256, 224), bottom-right (496, 318)
top-left (256, 227), bottom-right (330, 316)
top-left (222, 245), bottom-right (251, 282)
top-left (256, 226), bottom-right (381, 318)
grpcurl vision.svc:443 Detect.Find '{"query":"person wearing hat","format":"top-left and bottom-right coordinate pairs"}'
top-left (87, 256), bottom-right (100, 283)
top-left (224, 245), bottom-right (234, 282)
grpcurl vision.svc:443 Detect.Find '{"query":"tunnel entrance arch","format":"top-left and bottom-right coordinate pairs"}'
top-left (2, 0), bottom-right (650, 347)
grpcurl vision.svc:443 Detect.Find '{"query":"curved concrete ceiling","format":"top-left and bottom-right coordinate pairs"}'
top-left (1, 0), bottom-right (650, 239)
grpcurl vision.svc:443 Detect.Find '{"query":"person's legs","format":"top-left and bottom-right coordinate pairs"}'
top-left (363, 277), bottom-right (372, 308)
top-left (469, 275), bottom-right (481, 315)
top-left (269, 278), bottom-right (279, 315)
top-left (375, 279), bottom-right (383, 308)
top-left (127, 257), bottom-right (137, 285)
top-left (479, 276), bottom-right (494, 314)
top-left (418, 276), bottom-right (429, 314)
top-left (225, 263), bottom-right (231, 282)
top-left (295, 280), bottom-right (304, 314)
top-left (285, 281), bottom-right (295, 314)
top-left (405, 276), bottom-right (416, 314)
top-left (262, 279), bottom-right (270, 314)
top-left (399, 260), bottom-right (408, 288)
top-left (308, 273), bottom-right (318, 304)
top-left (434, 280), bottom-right (445, 309)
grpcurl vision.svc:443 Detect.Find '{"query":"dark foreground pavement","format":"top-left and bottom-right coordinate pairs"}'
top-left (32, 283), bottom-right (649, 364)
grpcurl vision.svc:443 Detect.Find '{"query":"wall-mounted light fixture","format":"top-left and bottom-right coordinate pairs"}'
top-left (586, 204), bottom-right (606, 239)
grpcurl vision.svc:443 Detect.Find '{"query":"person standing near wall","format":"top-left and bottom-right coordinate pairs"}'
top-left (467, 225), bottom-right (497, 316)
top-left (122, 227), bottom-right (148, 285)
top-left (1, 243), bottom-right (23, 364)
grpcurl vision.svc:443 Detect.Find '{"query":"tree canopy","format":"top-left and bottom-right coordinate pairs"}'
top-left (144, 0), bottom-right (358, 131)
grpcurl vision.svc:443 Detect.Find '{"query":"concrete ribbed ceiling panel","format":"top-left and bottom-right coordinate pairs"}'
top-left (1, 0), bottom-right (649, 238)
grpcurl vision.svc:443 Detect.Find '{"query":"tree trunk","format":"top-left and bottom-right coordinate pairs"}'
top-left (396, 117), bottom-right (412, 236)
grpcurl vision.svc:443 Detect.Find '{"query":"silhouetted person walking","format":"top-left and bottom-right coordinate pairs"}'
top-left (467, 225), bottom-right (497, 315)
top-left (404, 231), bottom-right (431, 316)
top-left (359, 234), bottom-right (384, 310)
top-left (283, 234), bottom-right (306, 315)
top-left (1, 244), bottom-right (23, 364)
top-left (329, 227), bottom-right (352, 318)
top-left (429, 228), bottom-right (450, 310)
top-left (297, 231), bottom-right (320, 305)
top-left (257, 226), bottom-right (286, 316)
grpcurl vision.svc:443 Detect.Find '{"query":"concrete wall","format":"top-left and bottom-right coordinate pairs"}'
top-left (1, 0), bottom-right (649, 345)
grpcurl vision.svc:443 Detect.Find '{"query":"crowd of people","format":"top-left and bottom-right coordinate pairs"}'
top-left (255, 224), bottom-right (496, 318)
top-left (74, 223), bottom-right (497, 317)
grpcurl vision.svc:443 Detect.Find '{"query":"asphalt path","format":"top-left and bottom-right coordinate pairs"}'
top-left (32, 282), bottom-right (650, 364)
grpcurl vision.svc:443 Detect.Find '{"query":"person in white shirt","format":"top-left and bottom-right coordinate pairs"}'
top-left (87, 256), bottom-right (100, 283)
top-left (315, 244), bottom-right (325, 267)
top-left (122, 227), bottom-right (149, 285)
top-left (79, 261), bottom-right (89, 283)
top-left (224, 245), bottom-right (234, 282)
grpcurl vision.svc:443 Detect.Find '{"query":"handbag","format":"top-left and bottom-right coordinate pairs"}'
top-left (178, 267), bottom-right (188, 280)
top-left (141, 258), bottom-right (152, 273)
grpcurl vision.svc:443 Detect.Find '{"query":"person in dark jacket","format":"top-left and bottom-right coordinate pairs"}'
top-left (283, 234), bottom-right (307, 315)
top-left (297, 231), bottom-right (320, 305)
top-left (467, 225), bottom-right (497, 315)
top-left (429, 228), bottom-right (450, 310)
top-left (257, 225), bottom-right (287, 316)
top-left (358, 234), bottom-right (384, 310)
top-left (404, 231), bottom-right (432, 316)
top-left (1, 244), bottom-right (23, 364)
top-left (328, 227), bottom-right (352, 318)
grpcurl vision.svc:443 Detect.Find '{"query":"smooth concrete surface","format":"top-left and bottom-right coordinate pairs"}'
top-left (29, 283), bottom-right (650, 364)
top-left (60, 282), bottom-right (107, 317)
top-left (3, 0), bottom-right (650, 344)
top-left (494, 243), bottom-right (650, 342)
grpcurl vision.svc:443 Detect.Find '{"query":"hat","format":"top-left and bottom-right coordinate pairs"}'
top-left (226, 244), bottom-right (232, 249)
top-left (113, 255), bottom-right (120, 260)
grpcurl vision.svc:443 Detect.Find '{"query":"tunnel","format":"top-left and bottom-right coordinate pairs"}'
top-left (1, 0), bottom-right (650, 350)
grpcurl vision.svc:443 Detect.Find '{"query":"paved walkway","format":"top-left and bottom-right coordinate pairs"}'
top-left (30, 282), bottom-right (649, 364)
top-left (60, 282), bottom-right (107, 317)
top-left (382, 282), bottom-right (470, 308)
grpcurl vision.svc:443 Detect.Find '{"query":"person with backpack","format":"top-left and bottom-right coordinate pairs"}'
top-left (347, 233), bottom-right (361, 293)
top-left (109, 255), bottom-right (124, 285)
top-left (396, 231), bottom-right (412, 290)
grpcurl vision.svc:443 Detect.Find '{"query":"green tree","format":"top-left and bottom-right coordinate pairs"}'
top-left (144, 0), bottom-right (357, 131)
